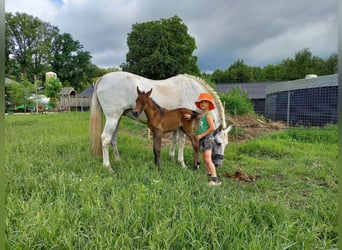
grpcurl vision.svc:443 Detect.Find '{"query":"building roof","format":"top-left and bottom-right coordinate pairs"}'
top-left (59, 87), bottom-right (77, 96)
top-left (266, 74), bottom-right (338, 95)
top-left (216, 82), bottom-right (278, 99)
top-left (79, 85), bottom-right (94, 97)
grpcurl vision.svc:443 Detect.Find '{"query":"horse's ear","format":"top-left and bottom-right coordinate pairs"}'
top-left (146, 88), bottom-right (152, 97)
top-left (225, 124), bottom-right (233, 133)
top-left (137, 86), bottom-right (142, 95)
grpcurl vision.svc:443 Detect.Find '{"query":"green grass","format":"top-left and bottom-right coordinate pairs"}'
top-left (5, 112), bottom-right (337, 249)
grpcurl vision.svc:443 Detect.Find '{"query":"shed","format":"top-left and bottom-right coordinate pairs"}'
top-left (59, 87), bottom-right (77, 98)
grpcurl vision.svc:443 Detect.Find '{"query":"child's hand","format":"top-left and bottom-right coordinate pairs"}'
top-left (184, 113), bottom-right (191, 120)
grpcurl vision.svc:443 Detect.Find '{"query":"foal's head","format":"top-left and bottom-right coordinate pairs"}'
top-left (133, 86), bottom-right (152, 118)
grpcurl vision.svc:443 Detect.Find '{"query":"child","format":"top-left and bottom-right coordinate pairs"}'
top-left (186, 93), bottom-right (221, 186)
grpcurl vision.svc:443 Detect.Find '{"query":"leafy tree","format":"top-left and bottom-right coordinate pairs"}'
top-left (280, 48), bottom-right (326, 79)
top-left (258, 64), bottom-right (286, 81)
top-left (5, 78), bottom-right (35, 111)
top-left (49, 33), bottom-right (92, 90)
top-left (121, 15), bottom-right (200, 79)
top-left (5, 12), bottom-right (58, 82)
top-left (212, 69), bottom-right (229, 83)
top-left (227, 59), bottom-right (255, 82)
top-left (5, 12), bottom-right (94, 90)
top-left (324, 53), bottom-right (338, 74)
top-left (45, 77), bottom-right (62, 108)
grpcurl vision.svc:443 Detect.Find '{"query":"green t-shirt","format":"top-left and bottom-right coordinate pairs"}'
top-left (194, 113), bottom-right (211, 135)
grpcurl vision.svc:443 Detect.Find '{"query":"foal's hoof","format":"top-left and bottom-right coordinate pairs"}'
top-left (193, 166), bottom-right (199, 171)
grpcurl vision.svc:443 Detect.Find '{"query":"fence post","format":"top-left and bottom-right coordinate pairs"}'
top-left (287, 91), bottom-right (290, 126)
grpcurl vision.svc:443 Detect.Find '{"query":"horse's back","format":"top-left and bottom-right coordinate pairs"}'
top-left (95, 72), bottom-right (221, 125)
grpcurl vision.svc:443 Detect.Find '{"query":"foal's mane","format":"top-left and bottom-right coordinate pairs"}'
top-left (183, 74), bottom-right (226, 128)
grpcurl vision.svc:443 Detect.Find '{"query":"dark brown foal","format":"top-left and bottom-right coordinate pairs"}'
top-left (133, 87), bottom-right (200, 171)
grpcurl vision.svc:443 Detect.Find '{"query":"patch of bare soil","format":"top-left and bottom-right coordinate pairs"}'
top-left (227, 114), bottom-right (288, 142)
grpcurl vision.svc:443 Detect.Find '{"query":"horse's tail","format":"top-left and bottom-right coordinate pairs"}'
top-left (89, 81), bottom-right (103, 156)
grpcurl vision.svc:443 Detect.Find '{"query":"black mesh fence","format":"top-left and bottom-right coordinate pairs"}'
top-left (265, 86), bottom-right (338, 126)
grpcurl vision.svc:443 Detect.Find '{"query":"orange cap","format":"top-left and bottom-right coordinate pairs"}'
top-left (195, 93), bottom-right (215, 110)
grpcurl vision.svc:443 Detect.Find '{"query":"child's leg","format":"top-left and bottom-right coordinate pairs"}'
top-left (203, 150), bottom-right (217, 177)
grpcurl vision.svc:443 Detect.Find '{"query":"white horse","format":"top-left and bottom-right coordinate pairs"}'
top-left (90, 71), bottom-right (232, 171)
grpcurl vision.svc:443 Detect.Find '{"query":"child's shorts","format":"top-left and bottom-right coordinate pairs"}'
top-left (199, 135), bottom-right (214, 152)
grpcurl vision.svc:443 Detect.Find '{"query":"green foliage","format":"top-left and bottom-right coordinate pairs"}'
top-left (45, 77), bottom-right (62, 108)
top-left (5, 78), bottom-right (35, 108)
top-left (220, 87), bottom-right (254, 115)
top-left (5, 12), bottom-right (98, 90)
top-left (121, 15), bottom-right (200, 79)
top-left (5, 12), bottom-right (58, 82)
top-left (50, 33), bottom-right (93, 90)
top-left (212, 48), bottom-right (337, 83)
top-left (5, 113), bottom-right (337, 249)
top-left (45, 77), bottom-right (62, 98)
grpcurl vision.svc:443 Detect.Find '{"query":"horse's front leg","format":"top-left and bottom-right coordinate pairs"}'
top-left (153, 131), bottom-right (162, 171)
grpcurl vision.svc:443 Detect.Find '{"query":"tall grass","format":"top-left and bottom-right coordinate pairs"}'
top-left (5, 112), bottom-right (337, 249)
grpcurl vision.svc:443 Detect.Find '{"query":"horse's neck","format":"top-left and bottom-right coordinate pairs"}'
top-left (144, 99), bottom-right (161, 120)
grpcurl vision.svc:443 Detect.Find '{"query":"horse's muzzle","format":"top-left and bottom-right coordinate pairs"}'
top-left (132, 111), bottom-right (140, 118)
top-left (212, 154), bottom-right (224, 167)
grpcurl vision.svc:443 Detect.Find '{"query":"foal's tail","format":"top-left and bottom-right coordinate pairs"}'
top-left (89, 81), bottom-right (103, 156)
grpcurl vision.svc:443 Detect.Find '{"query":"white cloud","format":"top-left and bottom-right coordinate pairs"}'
top-left (5, 0), bottom-right (338, 71)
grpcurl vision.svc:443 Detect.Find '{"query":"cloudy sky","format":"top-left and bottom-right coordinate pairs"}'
top-left (6, 0), bottom-right (338, 72)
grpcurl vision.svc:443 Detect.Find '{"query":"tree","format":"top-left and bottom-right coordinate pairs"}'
top-left (121, 15), bottom-right (200, 79)
top-left (227, 60), bottom-right (255, 82)
top-left (5, 12), bottom-right (58, 82)
top-left (6, 12), bottom-right (94, 90)
top-left (211, 69), bottom-right (229, 83)
top-left (324, 53), bottom-right (338, 74)
top-left (257, 64), bottom-right (285, 81)
top-left (49, 33), bottom-right (92, 90)
top-left (45, 77), bottom-right (62, 108)
top-left (280, 48), bottom-right (326, 79)
top-left (6, 78), bottom-right (35, 112)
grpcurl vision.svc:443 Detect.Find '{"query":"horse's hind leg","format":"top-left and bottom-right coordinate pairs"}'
top-left (111, 118), bottom-right (121, 161)
top-left (176, 130), bottom-right (186, 167)
top-left (101, 119), bottom-right (118, 171)
top-left (169, 130), bottom-right (178, 161)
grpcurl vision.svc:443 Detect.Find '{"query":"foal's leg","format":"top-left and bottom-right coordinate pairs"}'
top-left (153, 131), bottom-right (163, 171)
top-left (183, 128), bottom-right (200, 170)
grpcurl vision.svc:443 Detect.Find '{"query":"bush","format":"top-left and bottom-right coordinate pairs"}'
top-left (219, 87), bottom-right (254, 115)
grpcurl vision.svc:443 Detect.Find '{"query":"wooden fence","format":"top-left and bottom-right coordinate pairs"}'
top-left (59, 98), bottom-right (91, 111)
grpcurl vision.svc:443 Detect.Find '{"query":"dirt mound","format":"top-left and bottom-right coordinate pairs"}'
top-left (223, 168), bottom-right (260, 182)
top-left (227, 114), bottom-right (288, 142)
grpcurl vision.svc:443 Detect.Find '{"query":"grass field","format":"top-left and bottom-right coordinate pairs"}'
top-left (5, 112), bottom-right (338, 249)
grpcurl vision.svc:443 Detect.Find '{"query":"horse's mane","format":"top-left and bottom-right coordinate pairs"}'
top-left (150, 98), bottom-right (164, 110)
top-left (183, 74), bottom-right (226, 128)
